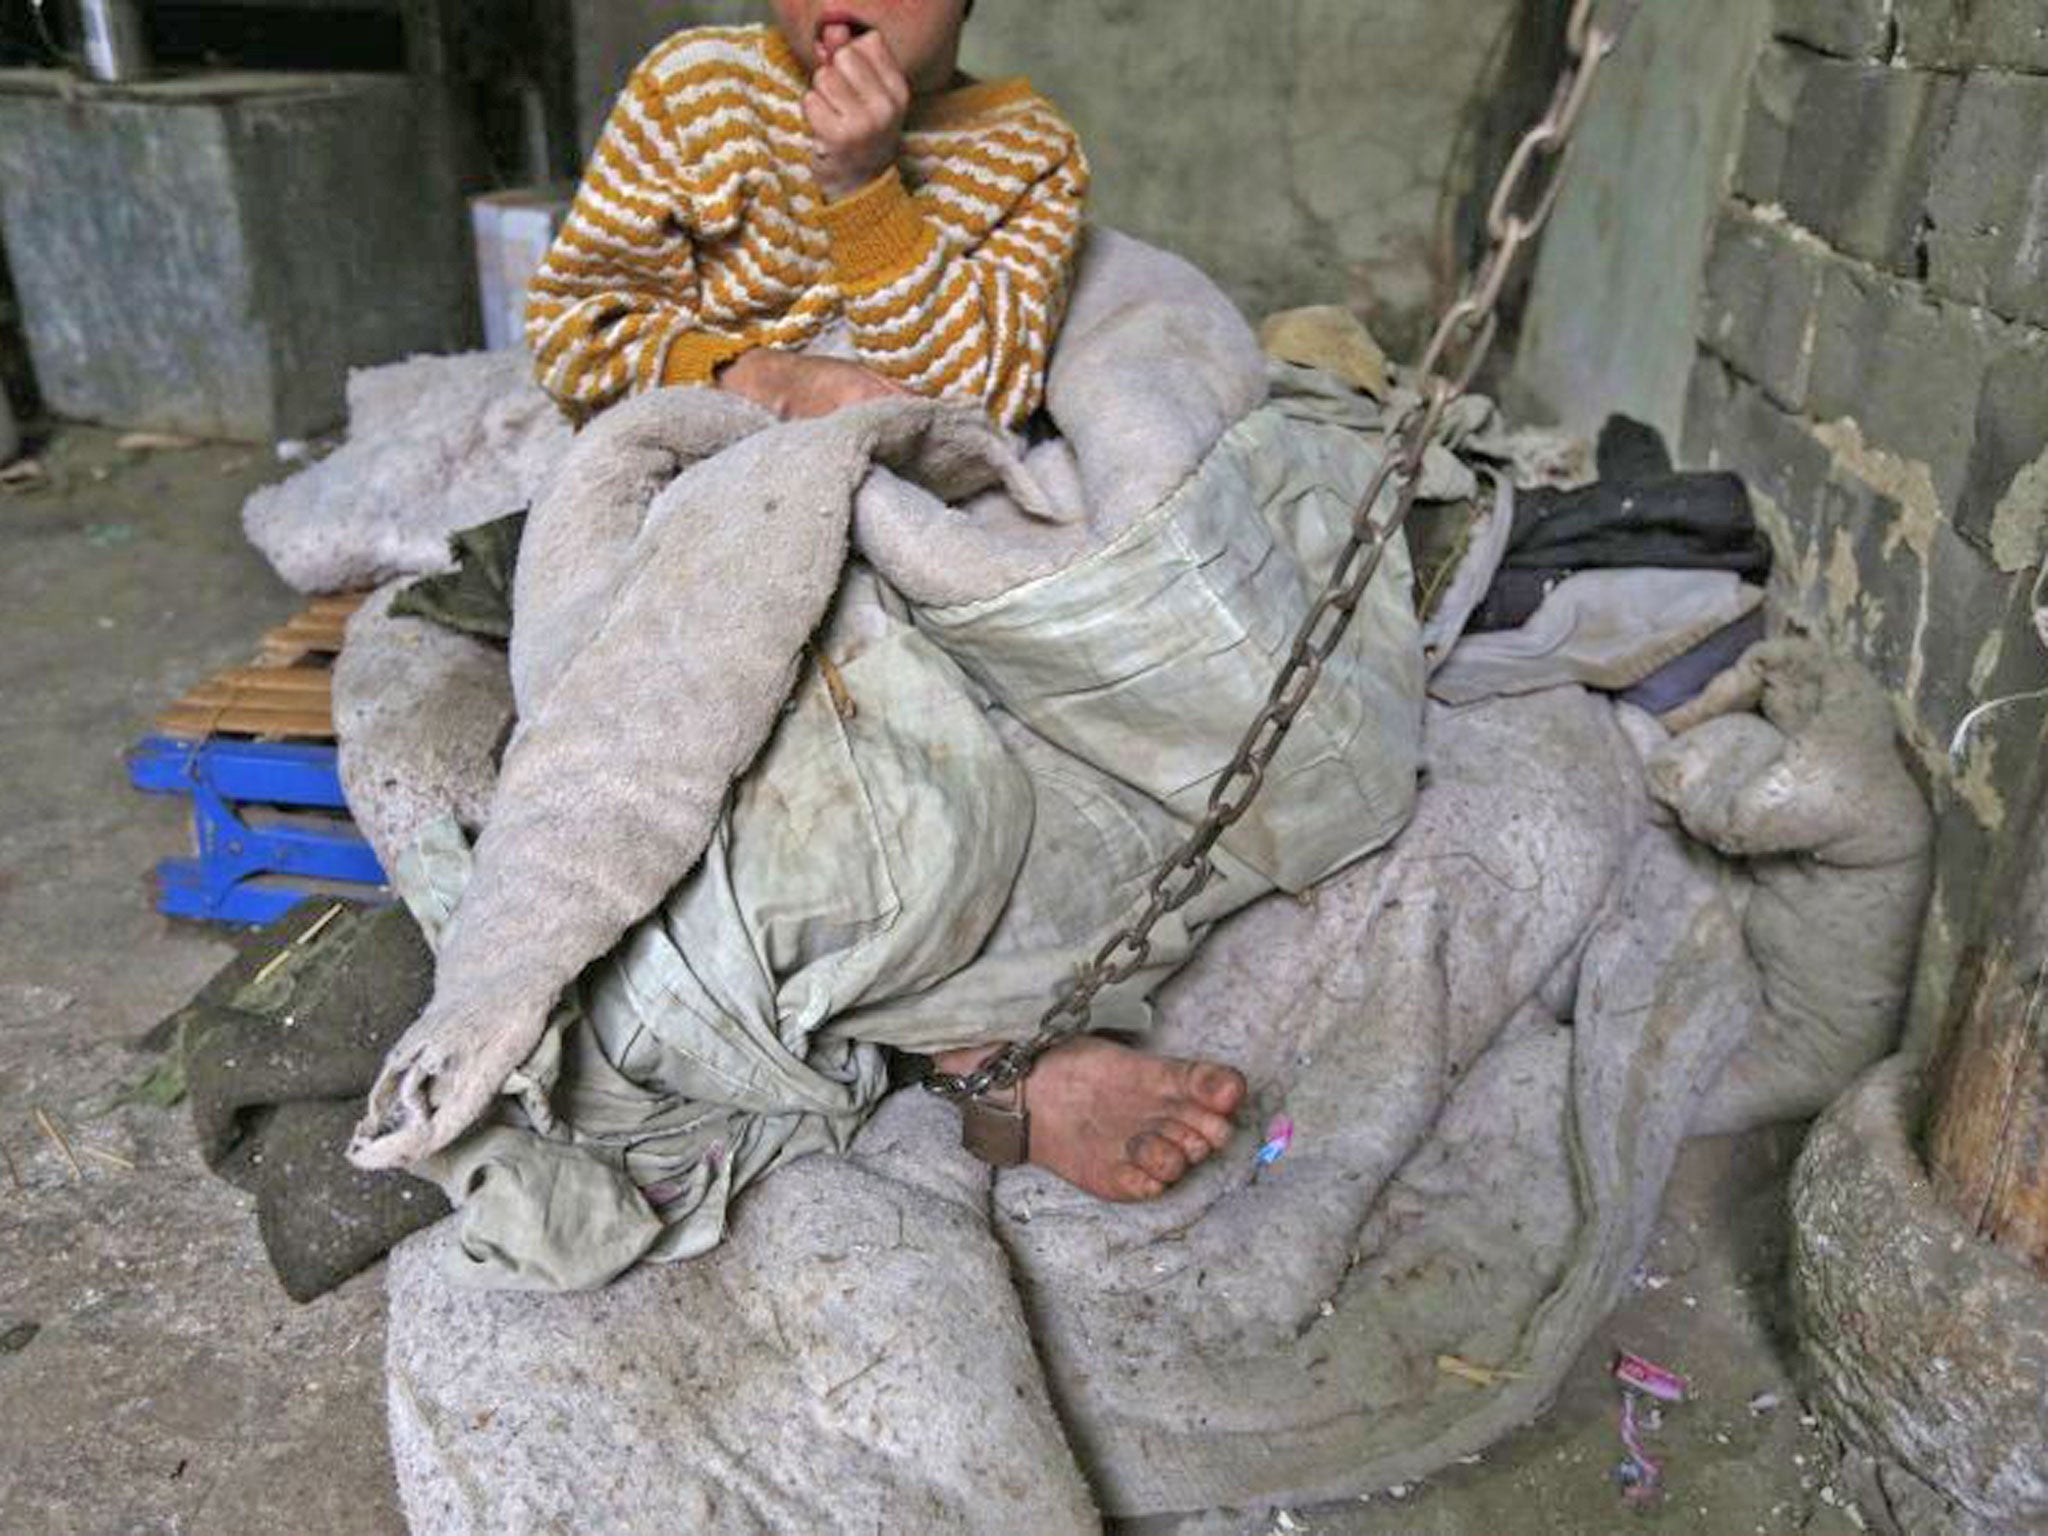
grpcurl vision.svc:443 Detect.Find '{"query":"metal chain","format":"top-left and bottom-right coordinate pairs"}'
top-left (928, 0), bottom-right (1639, 1105)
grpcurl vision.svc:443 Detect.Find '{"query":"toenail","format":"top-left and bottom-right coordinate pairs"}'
top-left (1195, 1064), bottom-right (1246, 1108)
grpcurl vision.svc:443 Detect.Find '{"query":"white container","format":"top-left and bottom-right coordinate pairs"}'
top-left (470, 185), bottom-right (573, 352)
top-left (77, 0), bottom-right (151, 83)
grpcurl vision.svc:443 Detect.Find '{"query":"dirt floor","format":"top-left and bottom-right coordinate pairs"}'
top-left (0, 426), bottom-right (1866, 1535)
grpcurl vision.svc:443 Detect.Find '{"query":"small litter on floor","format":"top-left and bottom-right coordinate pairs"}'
top-left (31, 1105), bottom-right (82, 1182)
top-left (1614, 1350), bottom-right (1688, 1402)
top-left (1251, 1113), bottom-right (1295, 1181)
top-left (0, 456), bottom-right (47, 492)
top-left (1613, 1350), bottom-right (1689, 1506)
top-left (1437, 1354), bottom-right (1528, 1389)
top-left (114, 431), bottom-right (200, 453)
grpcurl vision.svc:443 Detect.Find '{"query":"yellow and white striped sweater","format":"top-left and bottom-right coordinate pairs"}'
top-left (525, 24), bottom-right (1090, 430)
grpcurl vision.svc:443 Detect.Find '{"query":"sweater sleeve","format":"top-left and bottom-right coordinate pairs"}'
top-left (523, 55), bottom-right (752, 412)
top-left (819, 111), bottom-right (1089, 431)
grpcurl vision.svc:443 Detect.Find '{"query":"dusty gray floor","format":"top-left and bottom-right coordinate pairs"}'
top-left (1203, 1128), bottom-right (1866, 1536)
top-left (0, 427), bottom-right (1861, 1535)
top-left (0, 428), bottom-right (403, 1536)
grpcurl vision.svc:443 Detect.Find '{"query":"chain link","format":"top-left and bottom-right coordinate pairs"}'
top-left (928, 0), bottom-right (1639, 1105)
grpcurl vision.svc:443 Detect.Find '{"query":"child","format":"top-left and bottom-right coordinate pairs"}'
top-left (522, 2), bottom-right (1248, 1204)
top-left (525, 0), bottom-right (1090, 431)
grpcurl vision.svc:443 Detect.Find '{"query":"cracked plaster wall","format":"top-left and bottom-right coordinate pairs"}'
top-left (1520, 0), bottom-right (2048, 1053)
top-left (1508, 0), bottom-right (1775, 443)
top-left (568, 0), bottom-right (1520, 346)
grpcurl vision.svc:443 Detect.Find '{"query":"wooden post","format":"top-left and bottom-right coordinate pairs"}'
top-left (1925, 714), bottom-right (2048, 1279)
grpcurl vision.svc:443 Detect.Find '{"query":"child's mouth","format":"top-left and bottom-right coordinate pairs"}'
top-left (817, 11), bottom-right (871, 57)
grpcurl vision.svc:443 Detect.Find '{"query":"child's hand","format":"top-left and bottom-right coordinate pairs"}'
top-left (717, 350), bottom-right (911, 419)
top-left (804, 29), bottom-right (912, 200)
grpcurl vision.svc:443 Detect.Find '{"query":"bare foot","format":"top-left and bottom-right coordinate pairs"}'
top-left (932, 1037), bottom-right (1247, 1201)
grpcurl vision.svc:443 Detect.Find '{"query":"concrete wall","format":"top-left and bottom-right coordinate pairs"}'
top-left (571, 0), bottom-right (756, 155)
top-left (1519, 0), bottom-right (2048, 1048)
top-left (569, 0), bottom-right (1518, 342)
top-left (0, 70), bottom-right (478, 440)
top-left (1509, 0), bottom-right (1774, 442)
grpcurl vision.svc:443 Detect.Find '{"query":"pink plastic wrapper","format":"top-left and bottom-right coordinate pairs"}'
top-left (1612, 1350), bottom-right (1688, 1403)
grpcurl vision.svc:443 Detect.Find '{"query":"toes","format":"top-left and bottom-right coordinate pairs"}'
top-left (1184, 1060), bottom-right (1249, 1114)
top-left (1173, 1102), bottom-right (1238, 1153)
top-left (1128, 1129), bottom-right (1189, 1186)
top-left (1113, 1162), bottom-right (1167, 1200)
top-left (1156, 1118), bottom-right (1214, 1166)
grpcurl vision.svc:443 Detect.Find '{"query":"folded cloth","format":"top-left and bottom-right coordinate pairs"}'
top-left (333, 231), bottom-right (1430, 1286)
top-left (160, 900), bottom-right (447, 1302)
top-left (1621, 607), bottom-right (1769, 718)
top-left (392, 386), bottom-right (1429, 1289)
top-left (1470, 415), bottom-right (1770, 633)
top-left (241, 351), bottom-right (571, 595)
top-left (1501, 475), bottom-right (1765, 575)
top-left (1592, 412), bottom-right (1676, 482)
top-left (388, 511), bottom-right (527, 643)
top-left (1431, 568), bottom-right (1766, 706)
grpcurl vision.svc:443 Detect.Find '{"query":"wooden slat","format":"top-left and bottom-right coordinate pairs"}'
top-left (170, 692), bottom-right (332, 721)
top-left (156, 702), bottom-right (336, 740)
top-left (258, 630), bottom-right (344, 665)
top-left (153, 592), bottom-right (367, 740)
top-left (266, 614), bottom-right (348, 646)
top-left (280, 626), bottom-right (344, 648)
top-left (188, 667), bottom-right (333, 699)
top-left (161, 672), bottom-right (333, 732)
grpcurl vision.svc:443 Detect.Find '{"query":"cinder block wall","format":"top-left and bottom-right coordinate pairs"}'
top-left (1679, 0), bottom-right (2048, 1041)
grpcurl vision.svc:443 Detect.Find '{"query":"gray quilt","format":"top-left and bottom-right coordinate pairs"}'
top-left (240, 229), bottom-right (1934, 1526)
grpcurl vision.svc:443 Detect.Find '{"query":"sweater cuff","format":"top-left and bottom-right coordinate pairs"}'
top-left (820, 169), bottom-right (937, 290)
top-left (660, 331), bottom-right (753, 388)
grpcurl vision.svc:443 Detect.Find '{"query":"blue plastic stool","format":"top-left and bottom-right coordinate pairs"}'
top-left (127, 735), bottom-right (389, 925)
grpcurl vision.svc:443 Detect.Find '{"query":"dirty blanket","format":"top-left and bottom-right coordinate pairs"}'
top-left (374, 652), bottom-right (1930, 1528)
top-left (240, 229), bottom-right (1935, 1524)
top-left (337, 230), bottom-right (1432, 1283)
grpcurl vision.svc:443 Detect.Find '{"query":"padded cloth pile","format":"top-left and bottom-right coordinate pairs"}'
top-left (241, 231), bottom-right (1935, 1525)
top-left (337, 232), bottom-right (1436, 1283)
top-left (243, 351), bottom-right (573, 595)
top-left (371, 657), bottom-right (1927, 1528)
top-left (160, 899), bottom-right (448, 1301)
